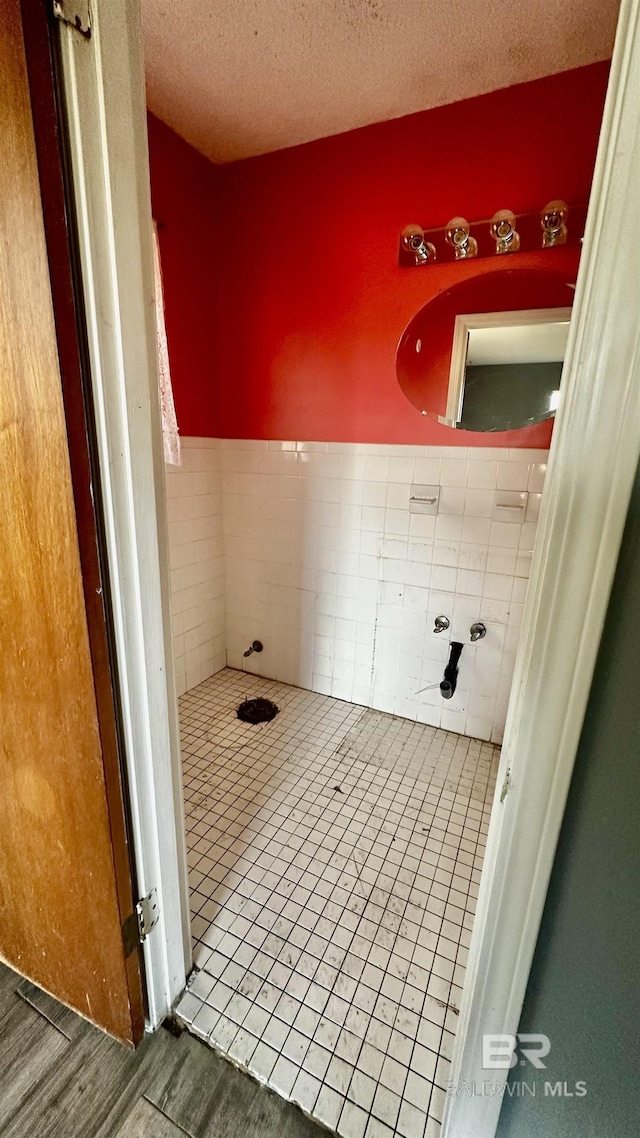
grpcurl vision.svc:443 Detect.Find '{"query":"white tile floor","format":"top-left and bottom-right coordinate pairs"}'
top-left (175, 668), bottom-right (500, 1138)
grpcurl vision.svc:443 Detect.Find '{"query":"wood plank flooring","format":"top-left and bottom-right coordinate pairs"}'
top-left (0, 962), bottom-right (323, 1137)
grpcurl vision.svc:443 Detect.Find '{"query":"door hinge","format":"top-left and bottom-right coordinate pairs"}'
top-left (122, 888), bottom-right (159, 956)
top-left (52, 0), bottom-right (91, 38)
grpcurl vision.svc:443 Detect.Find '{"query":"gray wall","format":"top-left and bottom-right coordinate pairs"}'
top-left (495, 470), bottom-right (640, 1137)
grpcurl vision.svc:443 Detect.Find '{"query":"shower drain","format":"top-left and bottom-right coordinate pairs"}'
top-left (236, 697), bottom-right (279, 724)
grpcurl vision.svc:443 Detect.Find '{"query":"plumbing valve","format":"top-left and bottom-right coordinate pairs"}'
top-left (243, 640), bottom-right (263, 657)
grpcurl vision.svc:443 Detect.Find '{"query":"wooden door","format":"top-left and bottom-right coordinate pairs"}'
top-left (0, 0), bottom-right (144, 1044)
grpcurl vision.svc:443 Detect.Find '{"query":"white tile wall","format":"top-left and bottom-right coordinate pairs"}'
top-left (166, 439), bottom-right (548, 742)
top-left (221, 441), bottom-right (548, 745)
top-left (165, 438), bottom-right (226, 695)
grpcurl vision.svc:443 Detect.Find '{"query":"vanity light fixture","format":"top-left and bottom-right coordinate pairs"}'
top-left (399, 198), bottom-right (581, 266)
top-left (541, 199), bottom-right (569, 247)
top-left (400, 223), bottom-right (436, 265)
top-left (490, 209), bottom-right (520, 254)
top-left (445, 217), bottom-right (478, 260)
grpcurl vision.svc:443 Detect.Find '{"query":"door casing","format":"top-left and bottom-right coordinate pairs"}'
top-left (54, 0), bottom-right (192, 1028)
top-left (53, 0), bottom-right (640, 1118)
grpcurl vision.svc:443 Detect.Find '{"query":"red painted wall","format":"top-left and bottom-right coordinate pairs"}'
top-left (147, 113), bottom-right (220, 437)
top-left (213, 63), bottom-right (609, 446)
top-left (147, 63), bottom-right (609, 445)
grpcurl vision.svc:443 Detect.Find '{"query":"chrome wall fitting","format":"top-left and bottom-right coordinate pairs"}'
top-left (470, 622), bottom-right (486, 641)
top-left (434, 615), bottom-right (450, 634)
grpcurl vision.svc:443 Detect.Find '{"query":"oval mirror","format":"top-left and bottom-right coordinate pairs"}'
top-left (396, 269), bottom-right (575, 432)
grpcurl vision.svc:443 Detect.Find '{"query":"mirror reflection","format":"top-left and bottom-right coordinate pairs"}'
top-left (446, 309), bottom-right (571, 431)
top-left (396, 269), bottom-right (576, 435)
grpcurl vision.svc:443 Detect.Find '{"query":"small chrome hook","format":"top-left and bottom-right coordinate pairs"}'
top-left (434, 615), bottom-right (450, 634)
top-left (470, 622), bottom-right (486, 642)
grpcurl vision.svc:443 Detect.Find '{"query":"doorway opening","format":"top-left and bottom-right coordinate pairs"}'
top-left (144, 10), bottom-right (606, 1138)
top-left (167, 426), bottom-right (552, 1136)
top-left (50, 6), bottom-right (637, 1138)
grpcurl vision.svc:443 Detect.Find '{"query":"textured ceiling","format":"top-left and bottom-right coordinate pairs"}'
top-left (141, 0), bottom-right (619, 164)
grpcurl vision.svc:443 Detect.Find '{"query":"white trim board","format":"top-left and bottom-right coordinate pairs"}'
top-left (56, 0), bottom-right (191, 1026)
top-left (444, 1), bottom-right (640, 1134)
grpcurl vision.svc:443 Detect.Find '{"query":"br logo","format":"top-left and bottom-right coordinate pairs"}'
top-left (482, 1034), bottom-right (551, 1070)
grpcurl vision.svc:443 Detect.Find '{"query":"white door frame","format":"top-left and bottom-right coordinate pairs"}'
top-left (54, 6), bottom-right (640, 1125)
top-left (55, 0), bottom-right (191, 1026)
top-left (444, 1), bottom-right (640, 1133)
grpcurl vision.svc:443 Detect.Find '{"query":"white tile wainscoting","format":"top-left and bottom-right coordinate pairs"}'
top-left (166, 439), bottom-right (548, 743)
top-left (221, 440), bottom-right (548, 745)
top-left (165, 438), bottom-right (226, 694)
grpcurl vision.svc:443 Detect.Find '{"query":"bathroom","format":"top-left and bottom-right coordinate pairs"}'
top-left (144, 15), bottom-right (611, 1137)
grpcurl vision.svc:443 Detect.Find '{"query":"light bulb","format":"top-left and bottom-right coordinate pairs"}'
top-left (541, 200), bottom-right (568, 247)
top-left (490, 209), bottom-right (520, 254)
top-left (445, 217), bottom-right (477, 260)
top-left (401, 223), bottom-right (425, 253)
top-left (401, 224), bottom-right (436, 265)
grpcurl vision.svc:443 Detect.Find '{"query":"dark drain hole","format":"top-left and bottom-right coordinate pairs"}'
top-left (237, 698), bottom-right (279, 724)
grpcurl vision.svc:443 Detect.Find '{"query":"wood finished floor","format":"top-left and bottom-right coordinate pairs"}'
top-left (0, 962), bottom-right (323, 1137)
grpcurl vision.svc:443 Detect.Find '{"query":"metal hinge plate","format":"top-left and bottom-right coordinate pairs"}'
top-left (52, 0), bottom-right (91, 37)
top-left (122, 888), bottom-right (159, 956)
